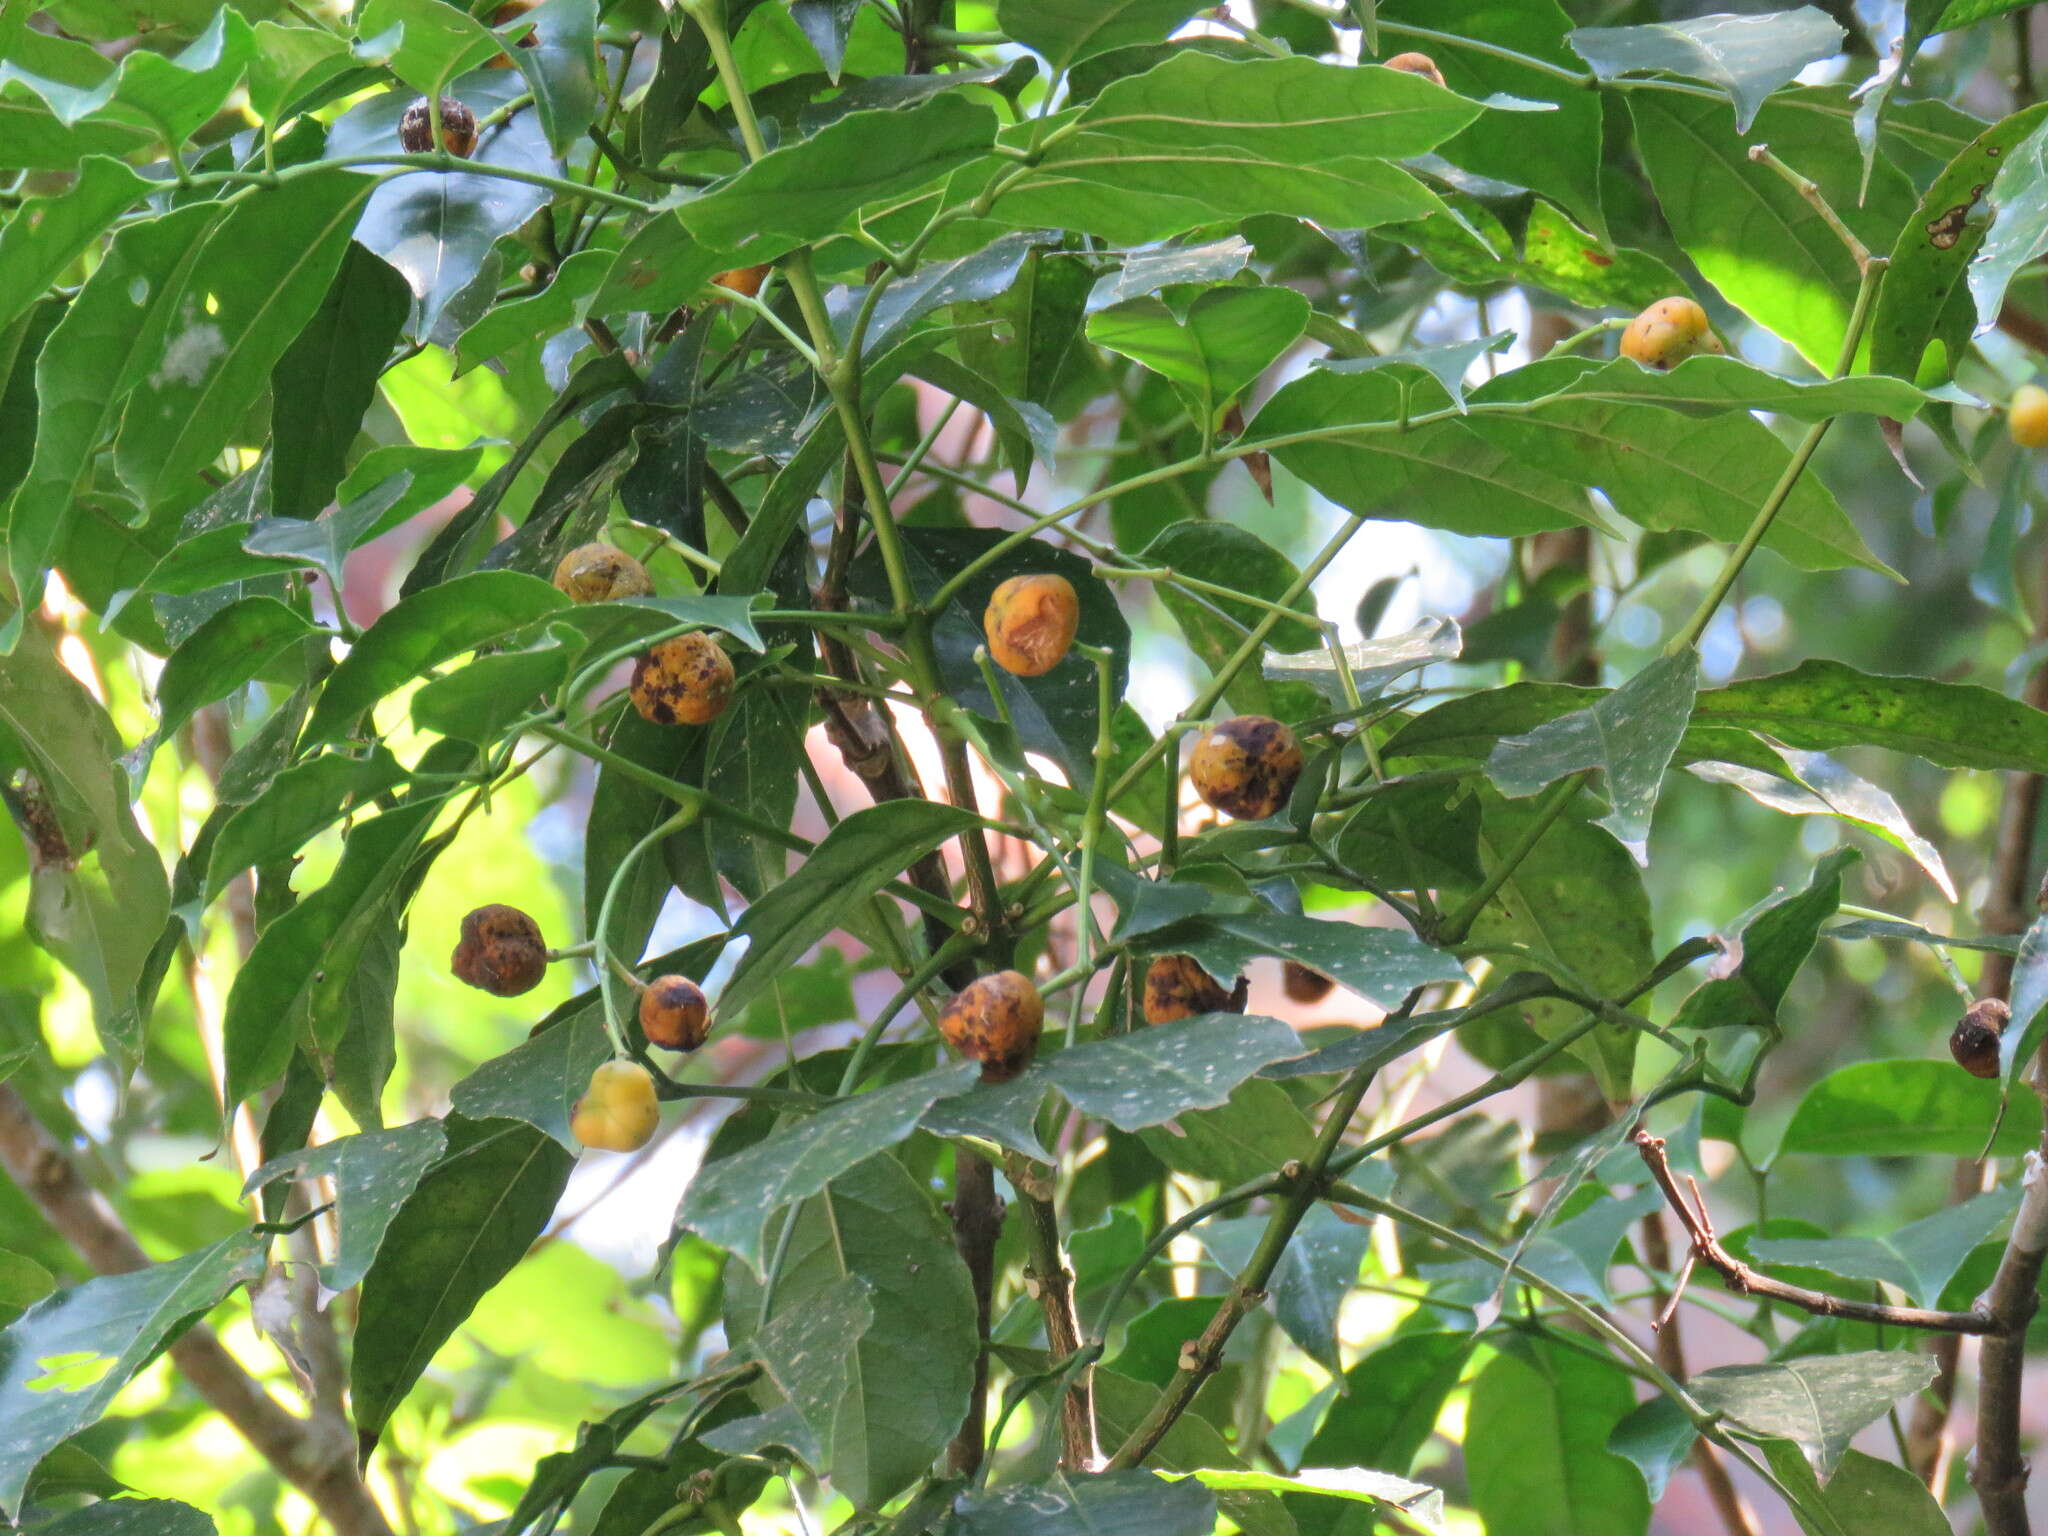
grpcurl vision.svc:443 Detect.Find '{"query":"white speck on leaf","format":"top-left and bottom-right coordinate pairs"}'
top-left (152, 321), bottom-right (225, 387)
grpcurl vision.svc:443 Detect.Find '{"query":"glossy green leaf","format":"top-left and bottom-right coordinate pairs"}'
top-left (0, 1232), bottom-right (267, 1520)
top-left (511, 0), bottom-right (599, 156)
top-left (996, 0), bottom-right (1205, 71)
top-left (1141, 1077), bottom-right (1316, 1186)
top-left (151, 597), bottom-right (319, 747)
top-left (246, 19), bottom-right (355, 127)
top-left (0, 156), bottom-right (145, 336)
top-left (25, 1496), bottom-right (213, 1534)
top-left (1671, 848), bottom-right (1857, 1033)
top-left (1750, 1186), bottom-right (2018, 1306)
top-left (1134, 910), bottom-right (1466, 1010)
top-left (1572, 9), bottom-right (1843, 133)
top-left (454, 246), bottom-right (609, 374)
top-left (10, 7), bottom-right (253, 145)
top-left (1089, 286), bottom-right (1310, 423)
top-left (1691, 1352), bottom-right (1935, 1478)
top-left (951, 1471), bottom-right (1216, 1535)
top-left (675, 1061), bottom-right (981, 1274)
top-left (1196, 1203), bottom-right (1369, 1374)
top-left (1487, 649), bottom-right (1697, 863)
top-left (1465, 1338), bottom-right (1649, 1536)
top-left (1970, 117), bottom-right (2048, 331)
top-left (1782, 1058), bottom-right (2041, 1157)
top-left (356, 0), bottom-right (505, 91)
top-left (350, 1116), bottom-right (573, 1445)
top-left (243, 1119), bottom-right (448, 1293)
top-left (204, 746), bottom-right (408, 901)
top-left (302, 570), bottom-right (568, 745)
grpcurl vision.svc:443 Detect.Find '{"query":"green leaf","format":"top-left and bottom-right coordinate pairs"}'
top-left (1089, 287), bottom-right (1310, 424)
top-left (204, 746), bottom-right (408, 901)
top-left (11, 7), bottom-right (254, 146)
top-left (1196, 1204), bottom-right (1369, 1374)
top-left (356, 0), bottom-right (505, 91)
top-left (926, 1013), bottom-right (1308, 1143)
top-left (1487, 649), bottom-right (1697, 863)
top-left (701, 680), bottom-right (806, 902)
top-left (1572, 8), bottom-right (1845, 133)
top-left (681, 93), bottom-right (998, 256)
top-left (454, 246), bottom-right (609, 374)
top-left (1627, 87), bottom-right (1919, 371)
top-left (1135, 910), bottom-right (1466, 1010)
top-left (1671, 849), bottom-right (1858, 1033)
top-left (1970, 117), bottom-right (2048, 331)
top-left (3, 202), bottom-right (222, 626)
top-left (950, 1471), bottom-right (1216, 1535)
top-left (674, 1061), bottom-right (981, 1274)
top-left (1606, 1396), bottom-right (1696, 1503)
top-left (1299, 1333), bottom-right (1470, 1492)
top-left (411, 644), bottom-right (570, 744)
top-left (247, 19), bottom-right (355, 127)
top-left (1192, 1468), bottom-right (1443, 1533)
top-left (1267, 616), bottom-right (1462, 707)
top-left (1768, 1447), bottom-right (1955, 1534)
top-left (22, 1496), bottom-right (210, 1534)
top-left (1141, 1077), bottom-right (1316, 1185)
top-left (0, 1232), bottom-right (267, 1520)
top-left (243, 1119), bottom-right (448, 1293)
top-left (270, 242), bottom-right (410, 521)
top-left (152, 597), bottom-right (320, 747)
top-left (1465, 1338), bottom-right (1649, 1536)
top-left (1872, 103), bottom-right (2048, 383)
top-left (1691, 747), bottom-right (1954, 900)
top-left (1782, 1058), bottom-right (2041, 1157)
top-left (0, 625), bottom-right (170, 1074)
top-left (511, 0), bottom-right (599, 156)
top-left (114, 171), bottom-right (376, 510)
top-left (1750, 1186), bottom-right (2018, 1306)
top-left (1090, 1371), bottom-right (1290, 1536)
top-left (1552, 354), bottom-right (1952, 422)
top-left (302, 570), bottom-right (569, 745)
top-left (350, 1116), bottom-right (573, 1446)
top-left (0, 156), bottom-right (145, 337)
top-left (0, 1252), bottom-right (53, 1331)
top-left (991, 52), bottom-right (1471, 242)
top-left (2004, 908), bottom-right (2048, 1082)
top-left (996, 0), bottom-right (1205, 72)
top-left (1145, 519), bottom-right (1322, 677)
top-left (1690, 1352), bottom-right (1936, 1478)
top-left (725, 1155), bottom-right (978, 1509)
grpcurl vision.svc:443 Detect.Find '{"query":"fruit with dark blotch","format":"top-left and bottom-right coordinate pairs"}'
top-left (1384, 51), bottom-right (1446, 87)
top-left (640, 974), bottom-right (710, 1052)
top-left (983, 573), bottom-right (1080, 677)
top-left (399, 96), bottom-right (478, 158)
top-left (1189, 715), bottom-right (1303, 820)
top-left (451, 904), bottom-right (548, 996)
top-left (553, 542), bottom-right (654, 603)
top-left (938, 970), bottom-right (1044, 1081)
top-left (1142, 953), bottom-right (1246, 1024)
top-left (1951, 997), bottom-right (2009, 1079)
top-left (571, 1060), bottom-right (660, 1151)
top-left (711, 264), bottom-right (773, 299)
top-left (1282, 960), bottom-right (1335, 1004)
top-left (2012, 385), bottom-right (2048, 448)
top-left (630, 632), bottom-right (734, 725)
top-left (1619, 296), bottom-right (1724, 371)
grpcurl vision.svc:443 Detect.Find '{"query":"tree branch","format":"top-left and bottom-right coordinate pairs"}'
top-left (1005, 1153), bottom-right (1099, 1469)
top-left (1973, 1049), bottom-right (2048, 1532)
top-left (1635, 1132), bottom-right (1995, 1334)
top-left (0, 1086), bottom-right (395, 1536)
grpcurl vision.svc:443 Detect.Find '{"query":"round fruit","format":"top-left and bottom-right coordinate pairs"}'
top-left (983, 573), bottom-right (1080, 677)
top-left (938, 970), bottom-right (1044, 1081)
top-left (450, 904), bottom-right (548, 996)
top-left (711, 264), bottom-right (773, 299)
top-left (1189, 715), bottom-right (1303, 821)
top-left (1282, 961), bottom-right (1335, 1004)
top-left (1142, 953), bottom-right (1244, 1024)
top-left (399, 96), bottom-right (478, 158)
top-left (640, 974), bottom-right (710, 1052)
top-left (1951, 997), bottom-right (2009, 1079)
top-left (630, 632), bottom-right (735, 726)
top-left (553, 542), bottom-right (654, 603)
top-left (1619, 296), bottom-right (1724, 371)
top-left (571, 1060), bottom-right (660, 1152)
top-left (2011, 385), bottom-right (2048, 448)
top-left (1384, 51), bottom-right (1446, 87)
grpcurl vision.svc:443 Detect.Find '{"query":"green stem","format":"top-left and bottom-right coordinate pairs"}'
top-left (592, 808), bottom-right (696, 1053)
top-left (1068, 644), bottom-right (1119, 1045)
top-left (185, 152), bottom-right (653, 211)
top-left (1435, 772), bottom-right (1583, 944)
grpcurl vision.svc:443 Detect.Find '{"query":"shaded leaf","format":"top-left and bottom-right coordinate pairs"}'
top-left (1782, 1058), bottom-right (2041, 1157)
top-left (1133, 910), bottom-right (1465, 1010)
top-left (1670, 849), bottom-right (1858, 1033)
top-left (1196, 1204), bottom-right (1370, 1374)
top-left (1690, 1352), bottom-right (1936, 1478)
top-left (243, 1120), bottom-right (449, 1294)
top-left (1465, 1338), bottom-right (1649, 1536)
top-left (947, 1470), bottom-right (1215, 1536)
top-left (1750, 1186), bottom-right (2018, 1306)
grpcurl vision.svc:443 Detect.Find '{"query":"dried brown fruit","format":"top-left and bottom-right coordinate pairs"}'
top-left (983, 573), bottom-right (1080, 677)
top-left (1282, 960), bottom-right (1335, 1004)
top-left (711, 264), bottom-right (773, 299)
top-left (571, 1060), bottom-right (660, 1151)
top-left (630, 632), bottom-right (734, 725)
top-left (1142, 953), bottom-right (1246, 1024)
top-left (1189, 715), bottom-right (1303, 821)
top-left (1951, 997), bottom-right (2009, 1079)
top-left (451, 904), bottom-right (548, 996)
top-left (399, 96), bottom-right (478, 158)
top-left (2012, 385), bottom-right (2048, 449)
top-left (938, 970), bottom-right (1044, 1081)
top-left (1384, 51), bottom-right (1446, 87)
top-left (640, 974), bottom-right (710, 1052)
top-left (1619, 296), bottom-right (1724, 371)
top-left (553, 542), bottom-right (655, 603)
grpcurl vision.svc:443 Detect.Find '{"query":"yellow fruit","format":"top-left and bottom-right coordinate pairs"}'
top-left (937, 970), bottom-right (1044, 1081)
top-left (1384, 51), bottom-right (1446, 88)
top-left (630, 632), bottom-right (734, 725)
top-left (1189, 715), bottom-right (1303, 821)
top-left (553, 542), bottom-right (654, 603)
top-left (572, 1060), bottom-right (661, 1152)
top-left (1142, 954), bottom-right (1243, 1024)
top-left (1618, 296), bottom-right (1724, 371)
top-left (639, 974), bottom-right (710, 1052)
top-left (450, 904), bottom-right (548, 996)
top-left (983, 573), bottom-right (1080, 677)
top-left (2012, 385), bottom-right (2048, 448)
top-left (711, 264), bottom-right (773, 299)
